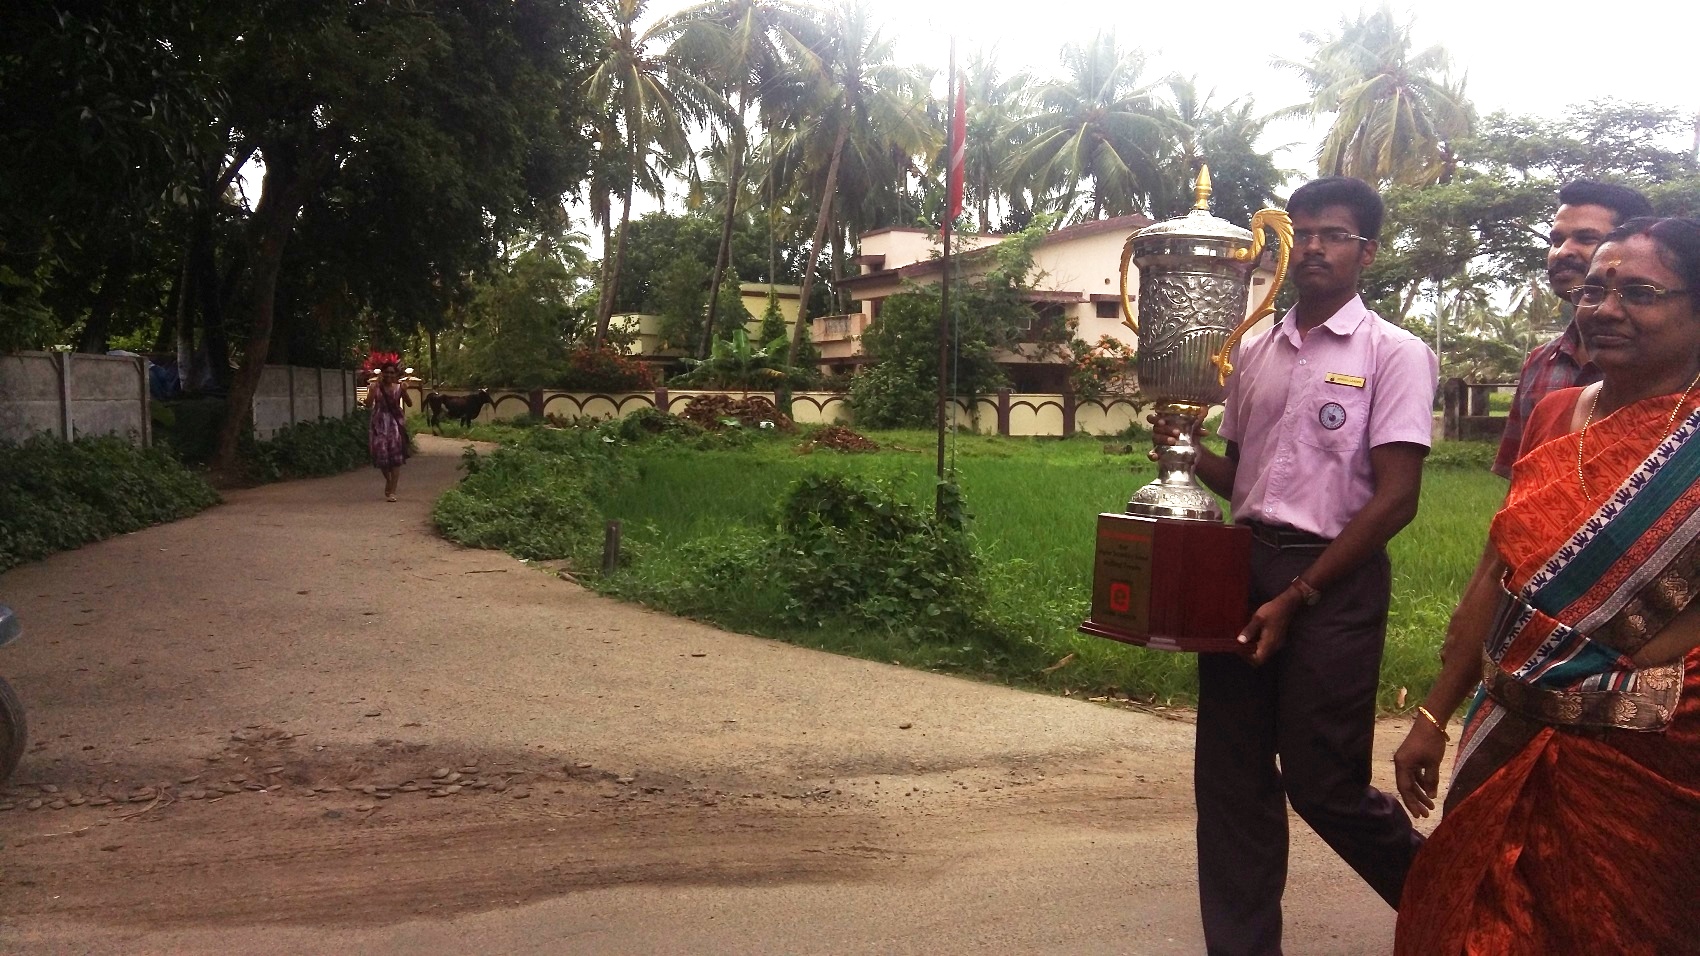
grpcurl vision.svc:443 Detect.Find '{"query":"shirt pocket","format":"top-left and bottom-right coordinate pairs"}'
top-left (1295, 387), bottom-right (1370, 453)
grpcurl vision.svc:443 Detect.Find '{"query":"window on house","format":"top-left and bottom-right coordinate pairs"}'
top-left (1095, 299), bottom-right (1121, 319)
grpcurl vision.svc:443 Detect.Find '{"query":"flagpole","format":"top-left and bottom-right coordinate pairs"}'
top-left (936, 38), bottom-right (956, 513)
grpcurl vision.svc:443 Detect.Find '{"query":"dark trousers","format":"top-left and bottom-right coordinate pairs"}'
top-left (1195, 540), bottom-right (1424, 956)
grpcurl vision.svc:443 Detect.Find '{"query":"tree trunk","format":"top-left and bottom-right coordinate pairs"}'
top-left (830, 213), bottom-right (845, 315)
top-left (76, 254), bottom-right (126, 354)
top-left (702, 97), bottom-right (749, 357)
top-left (595, 155), bottom-right (638, 345)
top-left (210, 143), bottom-right (330, 472)
top-left (788, 124), bottom-right (848, 367)
top-left (176, 243), bottom-right (199, 396)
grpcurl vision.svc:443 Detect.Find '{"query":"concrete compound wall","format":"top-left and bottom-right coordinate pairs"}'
top-left (252, 365), bottom-right (358, 440)
top-left (0, 352), bottom-right (357, 446)
top-left (0, 351), bottom-right (151, 445)
top-left (407, 385), bottom-right (1147, 438)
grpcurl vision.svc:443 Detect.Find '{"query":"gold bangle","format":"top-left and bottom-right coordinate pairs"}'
top-left (1416, 705), bottom-right (1450, 742)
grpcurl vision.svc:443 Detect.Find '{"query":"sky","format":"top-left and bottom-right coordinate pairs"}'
top-left (865, 0), bottom-right (1696, 165)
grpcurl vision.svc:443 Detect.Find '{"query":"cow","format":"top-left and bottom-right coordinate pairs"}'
top-left (424, 389), bottom-right (493, 432)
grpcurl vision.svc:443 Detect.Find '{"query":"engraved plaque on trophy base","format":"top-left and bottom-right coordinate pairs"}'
top-left (1079, 513), bottom-right (1252, 654)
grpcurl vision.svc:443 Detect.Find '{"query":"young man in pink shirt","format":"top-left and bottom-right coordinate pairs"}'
top-left (1159, 177), bottom-right (1439, 955)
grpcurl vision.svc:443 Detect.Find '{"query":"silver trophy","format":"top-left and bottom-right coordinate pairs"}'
top-left (1116, 166), bottom-right (1293, 521)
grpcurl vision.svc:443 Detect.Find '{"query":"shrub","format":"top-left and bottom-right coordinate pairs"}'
top-left (432, 440), bottom-right (629, 565)
top-left (241, 408), bottom-right (377, 482)
top-left (776, 474), bottom-right (985, 642)
top-left (557, 346), bottom-right (655, 392)
top-left (604, 407), bottom-right (706, 443)
top-left (151, 396), bottom-right (228, 464)
top-left (846, 359), bottom-right (939, 429)
top-left (0, 435), bottom-right (220, 571)
top-left (1426, 440), bottom-right (1498, 470)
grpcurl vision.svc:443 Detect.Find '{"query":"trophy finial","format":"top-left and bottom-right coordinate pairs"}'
top-left (1192, 165), bottom-right (1213, 211)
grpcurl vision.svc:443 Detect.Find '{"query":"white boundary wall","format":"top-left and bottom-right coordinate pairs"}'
top-left (407, 386), bottom-right (1146, 437)
top-left (0, 352), bottom-right (357, 446)
top-left (252, 365), bottom-right (358, 439)
top-left (0, 351), bottom-right (151, 445)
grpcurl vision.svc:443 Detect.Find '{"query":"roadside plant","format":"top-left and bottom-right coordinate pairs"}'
top-left (776, 473), bottom-right (984, 641)
top-left (0, 436), bottom-right (219, 571)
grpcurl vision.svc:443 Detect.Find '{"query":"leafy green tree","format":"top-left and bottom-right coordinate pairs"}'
top-left (1276, 4), bottom-right (1473, 186)
top-left (1154, 78), bottom-right (1286, 224)
top-left (757, 290), bottom-right (788, 346)
top-left (653, 256), bottom-right (713, 352)
top-left (849, 225), bottom-right (1048, 428)
top-left (436, 241), bottom-right (593, 389)
top-left (209, 0), bottom-right (598, 468)
top-left (0, 2), bottom-right (223, 353)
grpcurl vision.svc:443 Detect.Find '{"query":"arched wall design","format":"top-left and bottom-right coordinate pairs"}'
top-left (1073, 397), bottom-right (1145, 435)
top-left (789, 392), bottom-right (853, 426)
top-left (411, 387), bottom-right (1145, 438)
top-left (551, 393), bottom-right (656, 421)
top-left (1006, 397), bottom-right (1066, 436)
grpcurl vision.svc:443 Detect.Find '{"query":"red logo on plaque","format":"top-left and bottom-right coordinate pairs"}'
top-left (1109, 581), bottom-right (1132, 613)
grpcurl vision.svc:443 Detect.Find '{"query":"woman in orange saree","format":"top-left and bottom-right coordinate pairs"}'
top-left (1392, 218), bottom-right (1700, 954)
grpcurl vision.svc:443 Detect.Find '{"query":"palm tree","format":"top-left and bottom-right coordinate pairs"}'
top-left (662, 0), bottom-right (817, 355)
top-left (961, 51), bottom-right (1036, 232)
top-left (769, 0), bottom-right (936, 365)
top-left (1274, 4), bottom-right (1474, 186)
top-left (1155, 77), bottom-right (1286, 224)
top-left (584, 0), bottom-right (722, 343)
top-left (1008, 31), bottom-right (1172, 221)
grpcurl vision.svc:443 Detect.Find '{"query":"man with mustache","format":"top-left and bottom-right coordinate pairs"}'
top-left (1492, 181), bottom-right (1653, 478)
top-left (1156, 177), bottom-right (1438, 955)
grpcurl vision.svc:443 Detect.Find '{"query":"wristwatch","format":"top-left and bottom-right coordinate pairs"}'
top-left (1290, 576), bottom-right (1322, 606)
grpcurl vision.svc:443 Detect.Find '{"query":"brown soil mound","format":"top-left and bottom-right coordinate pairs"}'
top-left (802, 425), bottom-right (880, 453)
top-left (680, 395), bottom-right (796, 432)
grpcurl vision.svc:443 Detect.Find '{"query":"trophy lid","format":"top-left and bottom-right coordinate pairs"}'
top-left (1131, 166), bottom-right (1253, 257)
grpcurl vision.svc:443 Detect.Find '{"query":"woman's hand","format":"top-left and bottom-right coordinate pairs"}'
top-left (1393, 719), bottom-right (1448, 818)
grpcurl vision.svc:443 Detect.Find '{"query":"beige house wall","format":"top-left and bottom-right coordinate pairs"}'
top-left (842, 222), bottom-right (1277, 367)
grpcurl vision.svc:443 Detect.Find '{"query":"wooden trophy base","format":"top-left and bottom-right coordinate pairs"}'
top-left (1079, 513), bottom-right (1251, 654)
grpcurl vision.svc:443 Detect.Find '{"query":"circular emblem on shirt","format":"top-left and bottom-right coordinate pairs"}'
top-left (1319, 402), bottom-right (1347, 430)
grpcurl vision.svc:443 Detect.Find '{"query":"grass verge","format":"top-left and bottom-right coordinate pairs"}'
top-left (434, 419), bottom-right (1502, 711)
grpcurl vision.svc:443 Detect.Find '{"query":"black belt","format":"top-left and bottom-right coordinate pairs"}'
top-left (1242, 520), bottom-right (1332, 551)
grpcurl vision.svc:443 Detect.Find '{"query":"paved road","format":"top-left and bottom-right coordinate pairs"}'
top-left (0, 436), bottom-right (1414, 953)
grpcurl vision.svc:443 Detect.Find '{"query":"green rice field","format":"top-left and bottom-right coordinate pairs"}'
top-left (588, 428), bottom-right (1503, 710)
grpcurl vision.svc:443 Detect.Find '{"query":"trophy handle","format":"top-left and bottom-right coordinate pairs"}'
top-left (1118, 232), bottom-right (1139, 336)
top-left (1211, 207), bottom-right (1294, 385)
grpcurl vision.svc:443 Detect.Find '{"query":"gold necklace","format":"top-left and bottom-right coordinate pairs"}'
top-left (1577, 369), bottom-right (1700, 500)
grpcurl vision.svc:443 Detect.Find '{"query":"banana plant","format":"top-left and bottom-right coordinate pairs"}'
top-left (672, 328), bottom-right (797, 392)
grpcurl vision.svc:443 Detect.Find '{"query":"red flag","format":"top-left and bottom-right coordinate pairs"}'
top-left (947, 79), bottom-right (966, 230)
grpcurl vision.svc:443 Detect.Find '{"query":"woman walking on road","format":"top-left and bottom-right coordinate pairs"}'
top-left (368, 361), bottom-right (410, 501)
top-left (1393, 217), bottom-right (1700, 954)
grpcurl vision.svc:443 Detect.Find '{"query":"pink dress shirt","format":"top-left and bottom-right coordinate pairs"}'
top-left (1217, 296), bottom-right (1439, 540)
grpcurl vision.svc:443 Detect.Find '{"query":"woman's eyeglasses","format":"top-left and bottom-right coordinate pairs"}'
top-left (1291, 229), bottom-right (1370, 248)
top-left (1566, 282), bottom-right (1692, 308)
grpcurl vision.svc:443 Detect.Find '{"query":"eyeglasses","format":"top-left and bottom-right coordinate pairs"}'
top-left (1291, 229), bottom-right (1370, 248)
top-left (1566, 282), bottom-right (1693, 308)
